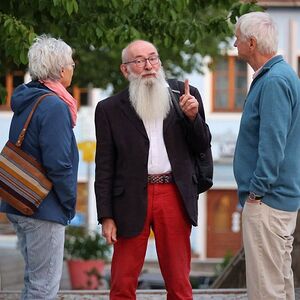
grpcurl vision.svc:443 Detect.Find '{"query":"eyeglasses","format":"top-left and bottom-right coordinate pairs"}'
top-left (124, 55), bottom-right (160, 68)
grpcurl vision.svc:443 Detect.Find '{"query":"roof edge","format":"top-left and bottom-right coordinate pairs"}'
top-left (257, 1), bottom-right (300, 7)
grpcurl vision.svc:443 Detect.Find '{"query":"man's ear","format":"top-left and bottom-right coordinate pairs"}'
top-left (120, 64), bottom-right (129, 79)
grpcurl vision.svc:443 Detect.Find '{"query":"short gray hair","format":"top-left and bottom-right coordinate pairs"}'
top-left (236, 12), bottom-right (278, 55)
top-left (28, 34), bottom-right (73, 81)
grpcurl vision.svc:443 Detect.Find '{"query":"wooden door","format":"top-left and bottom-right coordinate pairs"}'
top-left (206, 189), bottom-right (242, 258)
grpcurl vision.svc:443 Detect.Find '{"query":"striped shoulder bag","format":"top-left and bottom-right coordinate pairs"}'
top-left (0, 93), bottom-right (54, 215)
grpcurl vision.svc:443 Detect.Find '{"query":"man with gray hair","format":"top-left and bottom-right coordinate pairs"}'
top-left (94, 40), bottom-right (211, 299)
top-left (233, 12), bottom-right (300, 300)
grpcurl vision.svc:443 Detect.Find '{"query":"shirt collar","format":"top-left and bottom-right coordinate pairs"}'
top-left (252, 55), bottom-right (278, 79)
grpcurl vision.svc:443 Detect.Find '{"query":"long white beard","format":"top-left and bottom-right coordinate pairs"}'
top-left (128, 68), bottom-right (171, 122)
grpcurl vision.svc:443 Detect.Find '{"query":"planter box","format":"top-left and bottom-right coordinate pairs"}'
top-left (67, 259), bottom-right (105, 290)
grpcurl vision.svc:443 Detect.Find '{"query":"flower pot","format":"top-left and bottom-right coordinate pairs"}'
top-left (67, 259), bottom-right (105, 289)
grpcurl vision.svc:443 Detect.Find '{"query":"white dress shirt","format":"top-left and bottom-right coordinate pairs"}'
top-left (143, 118), bottom-right (172, 175)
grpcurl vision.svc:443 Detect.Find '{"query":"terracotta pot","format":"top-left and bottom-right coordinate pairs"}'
top-left (67, 259), bottom-right (105, 289)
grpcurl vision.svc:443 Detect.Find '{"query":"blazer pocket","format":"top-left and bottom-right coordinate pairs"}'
top-left (113, 186), bottom-right (125, 197)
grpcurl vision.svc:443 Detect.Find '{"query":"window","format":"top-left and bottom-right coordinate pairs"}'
top-left (72, 86), bottom-right (88, 108)
top-left (212, 56), bottom-right (248, 112)
top-left (0, 71), bottom-right (25, 110)
top-left (0, 76), bottom-right (6, 106)
top-left (0, 71), bottom-right (89, 110)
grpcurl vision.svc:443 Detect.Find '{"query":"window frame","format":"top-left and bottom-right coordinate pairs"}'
top-left (0, 71), bottom-right (87, 110)
top-left (212, 55), bottom-right (248, 113)
top-left (0, 71), bottom-right (25, 111)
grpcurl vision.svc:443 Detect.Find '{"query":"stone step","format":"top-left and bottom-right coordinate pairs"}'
top-left (1, 289), bottom-right (300, 300)
top-left (0, 289), bottom-right (248, 300)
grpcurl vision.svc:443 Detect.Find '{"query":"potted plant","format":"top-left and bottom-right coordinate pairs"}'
top-left (64, 226), bottom-right (112, 290)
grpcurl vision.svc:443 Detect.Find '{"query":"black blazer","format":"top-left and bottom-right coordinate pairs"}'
top-left (94, 80), bottom-right (211, 237)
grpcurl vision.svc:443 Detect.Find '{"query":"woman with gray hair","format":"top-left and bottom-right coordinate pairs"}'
top-left (0, 35), bottom-right (79, 299)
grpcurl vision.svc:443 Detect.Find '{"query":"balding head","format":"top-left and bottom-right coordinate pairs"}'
top-left (122, 40), bottom-right (158, 63)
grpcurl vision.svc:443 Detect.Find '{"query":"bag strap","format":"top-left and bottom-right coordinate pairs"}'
top-left (16, 93), bottom-right (54, 147)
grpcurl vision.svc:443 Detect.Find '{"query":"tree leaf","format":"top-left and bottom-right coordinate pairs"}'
top-left (66, 0), bottom-right (73, 15)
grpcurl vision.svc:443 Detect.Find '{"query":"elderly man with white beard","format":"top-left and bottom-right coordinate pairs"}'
top-left (94, 40), bottom-right (211, 300)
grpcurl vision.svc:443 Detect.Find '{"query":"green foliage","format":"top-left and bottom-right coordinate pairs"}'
top-left (229, 1), bottom-right (264, 23)
top-left (0, 12), bottom-right (36, 66)
top-left (215, 249), bottom-right (234, 276)
top-left (0, 0), bottom-right (262, 94)
top-left (64, 226), bottom-right (111, 261)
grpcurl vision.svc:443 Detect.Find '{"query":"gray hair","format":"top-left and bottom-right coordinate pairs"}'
top-left (236, 12), bottom-right (278, 55)
top-left (28, 34), bottom-right (73, 81)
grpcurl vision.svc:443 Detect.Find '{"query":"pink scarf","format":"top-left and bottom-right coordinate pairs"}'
top-left (39, 80), bottom-right (77, 127)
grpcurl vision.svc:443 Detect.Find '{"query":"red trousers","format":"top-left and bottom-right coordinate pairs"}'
top-left (110, 183), bottom-right (193, 300)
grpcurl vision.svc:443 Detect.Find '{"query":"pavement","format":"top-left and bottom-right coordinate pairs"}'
top-left (0, 289), bottom-right (250, 300)
top-left (0, 237), bottom-right (300, 299)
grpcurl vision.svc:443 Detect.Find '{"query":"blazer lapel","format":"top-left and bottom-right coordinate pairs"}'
top-left (163, 90), bottom-right (177, 133)
top-left (119, 91), bottom-right (148, 138)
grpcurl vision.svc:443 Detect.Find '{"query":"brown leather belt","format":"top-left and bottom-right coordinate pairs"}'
top-left (148, 173), bottom-right (174, 184)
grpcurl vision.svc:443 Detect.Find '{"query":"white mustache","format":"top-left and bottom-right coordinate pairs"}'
top-left (141, 72), bottom-right (156, 76)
